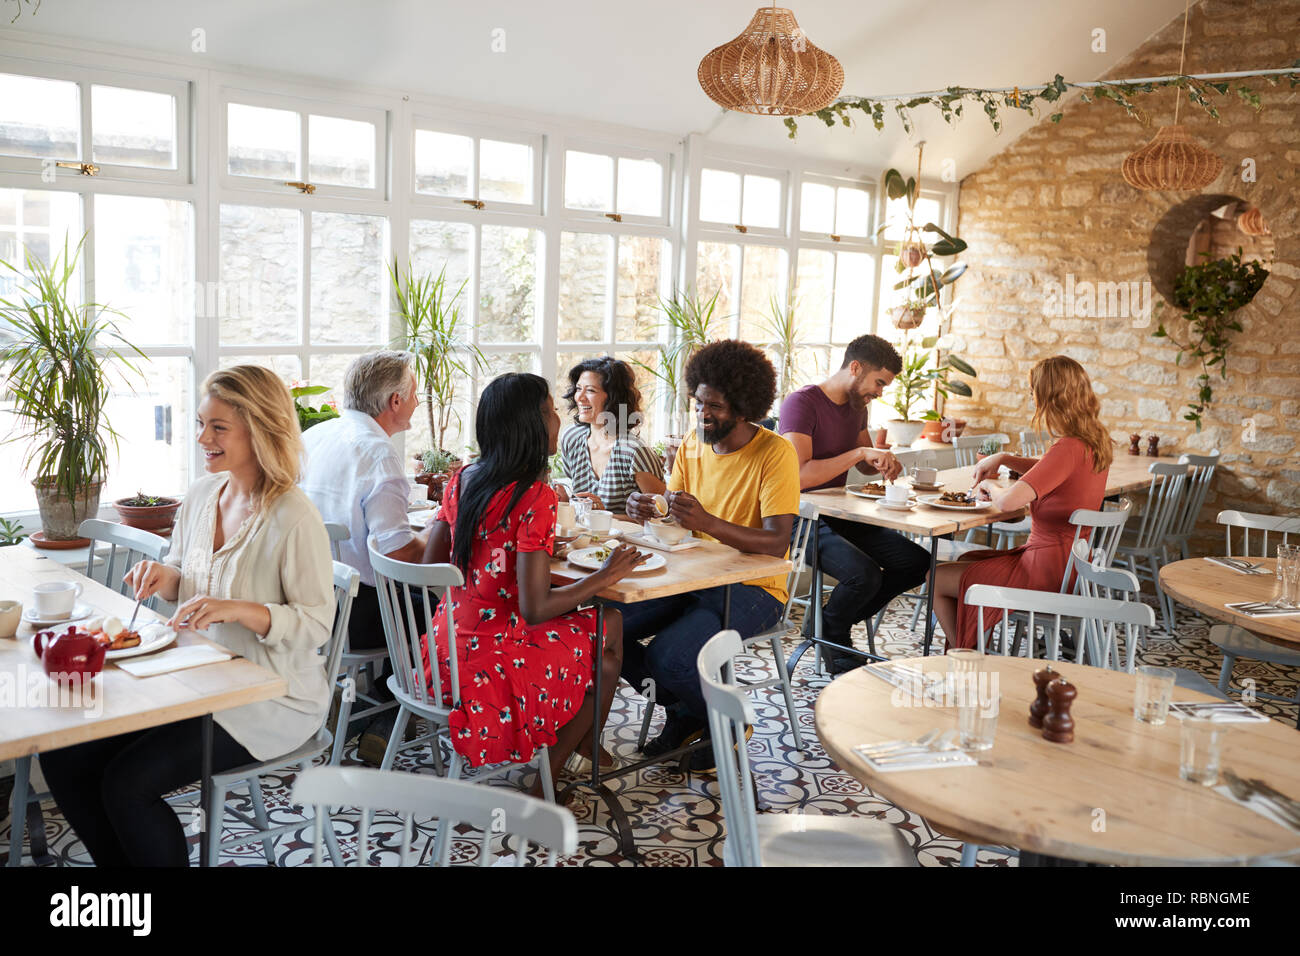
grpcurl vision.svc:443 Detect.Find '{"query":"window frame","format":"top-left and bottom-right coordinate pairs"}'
top-left (561, 139), bottom-right (673, 228)
top-left (409, 113), bottom-right (544, 217)
top-left (696, 158), bottom-right (789, 239)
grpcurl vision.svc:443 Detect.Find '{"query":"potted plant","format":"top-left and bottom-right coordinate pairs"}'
top-left (413, 447), bottom-right (463, 503)
top-left (762, 292), bottom-right (804, 402)
top-left (0, 236), bottom-right (144, 543)
top-left (113, 491), bottom-right (182, 536)
top-left (976, 437), bottom-right (1005, 461)
top-left (390, 260), bottom-right (486, 459)
top-left (918, 334), bottom-right (976, 442)
top-left (631, 289), bottom-right (724, 444)
top-left (0, 517), bottom-right (27, 547)
top-left (885, 335), bottom-right (977, 450)
top-left (291, 382), bottom-right (340, 432)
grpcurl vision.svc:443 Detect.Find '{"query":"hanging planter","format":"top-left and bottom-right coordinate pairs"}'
top-left (891, 303), bottom-right (927, 329)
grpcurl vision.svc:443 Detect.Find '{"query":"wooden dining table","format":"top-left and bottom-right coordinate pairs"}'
top-left (0, 545), bottom-right (286, 867)
top-left (816, 655), bottom-right (1300, 865)
top-left (548, 517), bottom-right (790, 859)
top-left (1160, 557), bottom-right (1300, 649)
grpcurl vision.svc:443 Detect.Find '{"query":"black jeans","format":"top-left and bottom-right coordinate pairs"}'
top-left (809, 517), bottom-right (931, 647)
top-left (39, 717), bottom-right (255, 867)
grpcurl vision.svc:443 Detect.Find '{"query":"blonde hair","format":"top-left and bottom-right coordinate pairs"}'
top-left (1029, 356), bottom-right (1113, 472)
top-left (200, 365), bottom-right (303, 505)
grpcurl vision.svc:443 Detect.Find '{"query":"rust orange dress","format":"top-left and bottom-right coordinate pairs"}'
top-left (951, 437), bottom-right (1109, 650)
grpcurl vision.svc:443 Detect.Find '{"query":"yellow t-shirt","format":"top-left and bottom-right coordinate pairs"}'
top-left (668, 426), bottom-right (800, 603)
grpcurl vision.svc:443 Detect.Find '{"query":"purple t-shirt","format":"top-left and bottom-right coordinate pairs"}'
top-left (778, 384), bottom-right (868, 490)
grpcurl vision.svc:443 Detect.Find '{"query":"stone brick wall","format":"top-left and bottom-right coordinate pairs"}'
top-left (946, 0), bottom-right (1300, 553)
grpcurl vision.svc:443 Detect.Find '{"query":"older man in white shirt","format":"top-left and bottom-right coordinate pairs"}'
top-left (301, 350), bottom-right (429, 762)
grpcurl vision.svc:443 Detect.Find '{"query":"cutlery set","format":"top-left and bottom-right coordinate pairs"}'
top-left (1222, 769), bottom-right (1300, 831)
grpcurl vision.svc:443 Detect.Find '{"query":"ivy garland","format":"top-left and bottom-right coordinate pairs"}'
top-left (784, 65), bottom-right (1300, 138)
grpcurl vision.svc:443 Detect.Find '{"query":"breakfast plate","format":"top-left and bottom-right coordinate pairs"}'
top-left (847, 484), bottom-right (915, 501)
top-left (917, 494), bottom-right (993, 511)
top-left (106, 622), bottom-right (178, 660)
top-left (567, 546), bottom-right (666, 573)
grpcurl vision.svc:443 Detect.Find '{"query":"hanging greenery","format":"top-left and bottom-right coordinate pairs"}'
top-left (6, 0), bottom-right (40, 24)
top-left (783, 65), bottom-right (1300, 139)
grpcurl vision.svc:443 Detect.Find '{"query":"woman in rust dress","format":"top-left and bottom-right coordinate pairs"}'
top-left (930, 356), bottom-right (1113, 650)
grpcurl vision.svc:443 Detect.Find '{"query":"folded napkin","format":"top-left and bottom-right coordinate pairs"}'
top-left (852, 743), bottom-right (977, 773)
top-left (1226, 601), bottom-right (1300, 618)
top-left (116, 643), bottom-right (233, 677)
top-left (1204, 556), bottom-right (1268, 575)
top-left (1215, 784), bottom-right (1300, 834)
top-left (1168, 701), bottom-right (1268, 723)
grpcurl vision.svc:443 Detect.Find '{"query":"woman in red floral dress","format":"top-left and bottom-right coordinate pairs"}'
top-left (422, 373), bottom-right (646, 788)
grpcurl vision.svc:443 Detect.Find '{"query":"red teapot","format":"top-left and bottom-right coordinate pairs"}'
top-left (33, 625), bottom-right (106, 678)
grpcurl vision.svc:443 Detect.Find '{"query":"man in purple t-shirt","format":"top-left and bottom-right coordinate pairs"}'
top-left (779, 335), bottom-right (931, 675)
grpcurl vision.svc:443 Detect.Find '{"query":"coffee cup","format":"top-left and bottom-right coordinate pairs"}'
top-left (648, 519), bottom-right (687, 547)
top-left (555, 501), bottom-right (576, 533)
top-left (580, 509), bottom-right (613, 535)
top-left (913, 466), bottom-right (939, 486)
top-left (884, 484), bottom-right (910, 506)
top-left (650, 494), bottom-right (670, 517)
top-left (33, 581), bottom-right (81, 620)
top-left (0, 600), bottom-right (21, 638)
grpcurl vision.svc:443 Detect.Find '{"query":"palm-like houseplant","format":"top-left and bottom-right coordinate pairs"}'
top-left (631, 288), bottom-right (724, 437)
top-left (389, 260), bottom-right (486, 457)
top-left (1, 236), bottom-right (144, 540)
top-left (763, 292), bottom-right (804, 406)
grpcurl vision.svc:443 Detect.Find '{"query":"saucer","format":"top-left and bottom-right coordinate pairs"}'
top-left (24, 603), bottom-right (95, 627)
top-left (878, 499), bottom-right (916, 511)
top-left (909, 481), bottom-right (945, 492)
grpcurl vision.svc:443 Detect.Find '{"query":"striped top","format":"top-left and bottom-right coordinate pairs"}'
top-left (559, 424), bottom-right (663, 515)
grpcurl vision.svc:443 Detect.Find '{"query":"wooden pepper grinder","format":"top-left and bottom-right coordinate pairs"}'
top-left (1128, 433), bottom-right (1141, 456)
top-left (1041, 677), bottom-right (1078, 744)
top-left (1028, 664), bottom-right (1056, 728)
top-left (1146, 434), bottom-right (1160, 457)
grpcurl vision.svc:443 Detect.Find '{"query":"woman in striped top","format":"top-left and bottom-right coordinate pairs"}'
top-left (560, 356), bottom-right (666, 516)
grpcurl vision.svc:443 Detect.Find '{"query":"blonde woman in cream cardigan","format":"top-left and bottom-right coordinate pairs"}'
top-left (39, 365), bottom-right (335, 867)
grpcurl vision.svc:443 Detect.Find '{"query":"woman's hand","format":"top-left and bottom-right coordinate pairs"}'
top-left (574, 491), bottom-right (604, 511)
top-left (598, 543), bottom-right (649, 582)
top-left (168, 595), bottom-right (269, 636)
top-left (973, 478), bottom-right (1001, 502)
top-left (972, 452), bottom-right (1005, 483)
top-left (123, 560), bottom-right (180, 603)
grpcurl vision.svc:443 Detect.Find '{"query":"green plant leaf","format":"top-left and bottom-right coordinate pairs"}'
top-left (947, 355), bottom-right (977, 376)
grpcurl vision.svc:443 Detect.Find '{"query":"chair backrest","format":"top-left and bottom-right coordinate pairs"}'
top-left (963, 583), bottom-right (1153, 663)
top-left (368, 538), bottom-right (465, 715)
top-left (952, 433), bottom-right (1011, 467)
top-left (324, 522), bottom-right (350, 561)
top-left (1127, 462), bottom-right (1190, 550)
top-left (1018, 430), bottom-right (1051, 458)
top-left (778, 502), bottom-right (820, 625)
top-left (1059, 497), bottom-right (1133, 591)
top-left (77, 518), bottom-right (170, 603)
top-left (293, 765), bottom-right (577, 867)
top-left (319, 561), bottom-right (360, 734)
top-left (696, 629), bottom-right (760, 867)
top-left (1069, 543), bottom-right (1145, 671)
top-left (1217, 510), bottom-right (1300, 559)
top-left (1169, 450), bottom-right (1219, 543)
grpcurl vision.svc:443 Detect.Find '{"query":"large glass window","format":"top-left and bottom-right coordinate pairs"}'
top-left (413, 121), bottom-right (539, 211)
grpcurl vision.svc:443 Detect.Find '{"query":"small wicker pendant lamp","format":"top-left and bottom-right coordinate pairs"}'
top-left (1121, 0), bottom-right (1223, 190)
top-left (698, 6), bottom-right (844, 116)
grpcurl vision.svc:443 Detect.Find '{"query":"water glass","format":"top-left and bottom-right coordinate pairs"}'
top-left (1279, 545), bottom-right (1300, 608)
top-left (959, 693), bottom-right (1001, 751)
top-left (1179, 717), bottom-right (1227, 786)
top-left (1133, 665), bottom-right (1175, 724)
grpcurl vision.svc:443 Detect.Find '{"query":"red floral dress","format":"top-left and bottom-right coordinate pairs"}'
top-left (421, 472), bottom-right (597, 767)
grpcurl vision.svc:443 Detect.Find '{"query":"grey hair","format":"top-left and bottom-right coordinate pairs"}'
top-left (343, 350), bottom-right (417, 417)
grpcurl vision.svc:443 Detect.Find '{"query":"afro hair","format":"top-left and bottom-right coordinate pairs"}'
top-left (684, 339), bottom-right (777, 423)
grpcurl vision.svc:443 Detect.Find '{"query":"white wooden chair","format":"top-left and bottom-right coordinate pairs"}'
top-left (293, 765), bottom-right (576, 866)
top-left (1165, 451), bottom-right (1219, 562)
top-left (952, 433), bottom-right (1011, 468)
top-left (697, 630), bottom-right (917, 867)
top-left (1113, 462), bottom-right (1190, 632)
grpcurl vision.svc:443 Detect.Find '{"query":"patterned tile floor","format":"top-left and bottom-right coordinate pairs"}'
top-left (4, 593), bottom-right (1297, 867)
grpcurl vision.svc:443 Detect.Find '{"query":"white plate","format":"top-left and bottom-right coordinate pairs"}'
top-left (105, 622), bottom-right (178, 660)
top-left (917, 494), bottom-right (993, 512)
top-left (847, 485), bottom-right (915, 501)
top-left (24, 603), bottom-right (95, 628)
top-left (408, 508), bottom-right (438, 528)
top-left (568, 546), bottom-right (667, 573)
top-left (616, 530), bottom-right (700, 553)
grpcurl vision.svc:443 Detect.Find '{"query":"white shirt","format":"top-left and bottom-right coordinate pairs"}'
top-left (165, 474), bottom-right (334, 762)
top-left (300, 409), bottom-right (414, 587)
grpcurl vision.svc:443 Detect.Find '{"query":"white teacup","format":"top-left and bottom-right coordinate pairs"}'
top-left (913, 466), bottom-right (939, 486)
top-left (555, 501), bottom-right (576, 533)
top-left (650, 494), bottom-right (670, 517)
top-left (884, 484), bottom-right (910, 506)
top-left (0, 600), bottom-right (21, 639)
top-left (33, 581), bottom-right (81, 620)
top-left (580, 509), bottom-right (613, 535)
top-left (648, 519), bottom-right (687, 547)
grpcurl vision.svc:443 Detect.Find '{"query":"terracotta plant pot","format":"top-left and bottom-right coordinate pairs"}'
top-left (113, 496), bottom-right (182, 535)
top-left (920, 420), bottom-right (944, 442)
top-left (921, 417), bottom-right (966, 444)
top-left (33, 478), bottom-right (102, 541)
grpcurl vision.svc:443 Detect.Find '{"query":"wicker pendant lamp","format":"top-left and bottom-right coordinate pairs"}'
top-left (1121, 0), bottom-right (1223, 190)
top-left (698, 6), bottom-right (844, 116)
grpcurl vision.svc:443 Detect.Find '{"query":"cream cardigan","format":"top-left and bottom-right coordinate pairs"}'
top-left (164, 473), bottom-right (334, 761)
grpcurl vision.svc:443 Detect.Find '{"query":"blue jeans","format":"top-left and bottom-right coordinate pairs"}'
top-left (611, 584), bottom-right (783, 720)
top-left (809, 517), bottom-right (931, 647)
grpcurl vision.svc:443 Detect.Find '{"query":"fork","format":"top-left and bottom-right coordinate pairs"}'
top-left (1223, 769), bottom-right (1300, 829)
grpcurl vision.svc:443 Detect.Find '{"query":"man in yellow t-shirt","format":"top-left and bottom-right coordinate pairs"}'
top-left (619, 340), bottom-right (800, 768)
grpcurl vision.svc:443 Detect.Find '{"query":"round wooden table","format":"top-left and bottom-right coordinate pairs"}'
top-left (815, 656), bottom-right (1300, 865)
top-left (1160, 557), bottom-right (1300, 649)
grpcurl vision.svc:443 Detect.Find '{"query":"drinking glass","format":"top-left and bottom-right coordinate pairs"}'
top-left (959, 693), bottom-right (1001, 751)
top-left (1133, 665), bottom-right (1175, 724)
top-left (1279, 545), bottom-right (1300, 608)
top-left (1179, 717), bottom-right (1227, 786)
top-left (947, 649), bottom-right (985, 735)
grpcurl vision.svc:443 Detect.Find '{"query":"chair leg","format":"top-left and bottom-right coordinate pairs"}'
top-left (1217, 654), bottom-right (1235, 694)
top-left (330, 664), bottom-right (360, 766)
top-left (430, 751), bottom-right (464, 866)
top-left (910, 583), bottom-right (927, 634)
top-left (429, 724), bottom-right (445, 776)
top-left (246, 778), bottom-right (277, 865)
top-left (7, 755), bottom-right (31, 868)
top-left (1149, 557), bottom-right (1174, 632)
top-left (637, 699), bottom-right (656, 751)
top-left (769, 636), bottom-right (806, 751)
top-left (960, 843), bottom-right (978, 867)
top-left (205, 784), bottom-right (225, 867)
top-left (537, 746), bottom-right (556, 803)
top-left (380, 705), bottom-right (410, 771)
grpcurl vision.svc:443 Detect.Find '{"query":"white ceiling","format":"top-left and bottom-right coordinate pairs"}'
top-left (8, 0), bottom-right (1189, 178)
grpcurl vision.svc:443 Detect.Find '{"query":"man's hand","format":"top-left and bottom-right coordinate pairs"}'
top-left (626, 491), bottom-right (660, 523)
top-left (668, 491), bottom-right (713, 534)
top-left (861, 447), bottom-right (903, 481)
